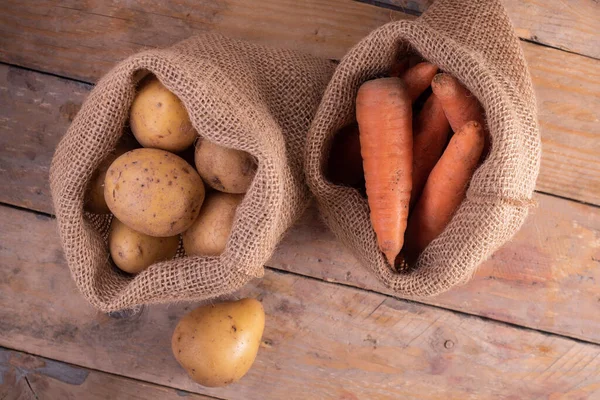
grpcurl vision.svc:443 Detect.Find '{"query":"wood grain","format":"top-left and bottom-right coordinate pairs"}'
top-left (363, 0), bottom-right (600, 59)
top-left (503, 0), bottom-right (600, 59)
top-left (526, 41), bottom-right (600, 203)
top-left (0, 347), bottom-right (214, 400)
top-left (0, 0), bottom-right (409, 82)
top-left (1, 204), bottom-right (600, 399)
top-left (272, 194), bottom-right (600, 343)
top-left (0, 63), bottom-right (599, 344)
top-left (0, 66), bottom-right (90, 213)
top-left (0, 3), bottom-right (598, 205)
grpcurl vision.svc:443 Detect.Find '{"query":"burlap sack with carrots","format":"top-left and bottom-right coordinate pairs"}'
top-left (50, 34), bottom-right (335, 312)
top-left (305, 0), bottom-right (541, 296)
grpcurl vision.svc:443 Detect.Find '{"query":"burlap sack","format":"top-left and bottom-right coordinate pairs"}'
top-left (305, 0), bottom-right (541, 297)
top-left (50, 34), bottom-right (335, 312)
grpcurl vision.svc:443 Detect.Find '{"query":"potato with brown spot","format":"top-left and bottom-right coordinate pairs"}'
top-left (130, 75), bottom-right (197, 152)
top-left (84, 136), bottom-right (137, 214)
top-left (172, 298), bottom-right (265, 387)
top-left (108, 218), bottom-right (179, 274)
top-left (183, 191), bottom-right (243, 256)
top-left (104, 148), bottom-right (205, 236)
top-left (194, 138), bottom-right (257, 193)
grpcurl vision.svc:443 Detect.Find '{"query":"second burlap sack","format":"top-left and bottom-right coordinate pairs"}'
top-left (50, 34), bottom-right (335, 312)
top-left (305, 0), bottom-right (541, 297)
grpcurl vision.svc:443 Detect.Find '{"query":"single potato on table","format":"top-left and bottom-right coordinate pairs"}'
top-left (183, 191), bottom-right (243, 256)
top-left (130, 75), bottom-right (197, 152)
top-left (194, 138), bottom-right (257, 194)
top-left (104, 148), bottom-right (205, 237)
top-left (109, 218), bottom-right (179, 274)
top-left (172, 298), bottom-right (265, 387)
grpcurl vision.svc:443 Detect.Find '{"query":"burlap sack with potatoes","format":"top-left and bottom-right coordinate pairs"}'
top-left (49, 34), bottom-right (335, 312)
top-left (305, 0), bottom-right (541, 296)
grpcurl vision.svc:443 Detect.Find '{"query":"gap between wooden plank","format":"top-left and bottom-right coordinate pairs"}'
top-left (0, 346), bottom-right (220, 400)
top-left (1, 202), bottom-right (600, 398)
top-left (1, 198), bottom-right (598, 348)
top-left (355, 0), bottom-right (600, 60)
top-left (0, 62), bottom-right (599, 344)
top-left (1, 3), bottom-right (598, 205)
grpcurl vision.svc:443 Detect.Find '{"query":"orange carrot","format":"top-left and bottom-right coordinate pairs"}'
top-left (431, 73), bottom-right (485, 132)
top-left (327, 123), bottom-right (364, 187)
top-left (411, 94), bottom-right (450, 207)
top-left (404, 121), bottom-right (484, 263)
top-left (401, 62), bottom-right (439, 101)
top-left (356, 77), bottom-right (413, 265)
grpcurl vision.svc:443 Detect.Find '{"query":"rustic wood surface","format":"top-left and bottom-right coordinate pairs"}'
top-left (0, 0), bottom-right (409, 81)
top-left (1, 3), bottom-right (598, 205)
top-left (273, 194), bottom-right (600, 343)
top-left (0, 66), bottom-right (89, 213)
top-left (0, 0), bottom-right (599, 398)
top-left (1, 204), bottom-right (600, 399)
top-left (0, 348), bottom-right (214, 400)
top-left (1, 45), bottom-right (598, 211)
top-left (371, 0), bottom-right (600, 59)
top-left (527, 42), bottom-right (600, 204)
top-left (1, 62), bottom-right (599, 344)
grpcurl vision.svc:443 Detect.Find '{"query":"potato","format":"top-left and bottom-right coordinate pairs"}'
top-left (182, 192), bottom-right (242, 256)
top-left (84, 136), bottom-right (137, 214)
top-left (108, 218), bottom-right (179, 274)
top-left (194, 138), bottom-right (257, 193)
top-left (130, 75), bottom-right (197, 152)
top-left (181, 191), bottom-right (240, 255)
top-left (172, 298), bottom-right (265, 387)
top-left (104, 148), bottom-right (205, 237)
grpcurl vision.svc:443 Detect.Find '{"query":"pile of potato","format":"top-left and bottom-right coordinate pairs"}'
top-left (85, 74), bottom-right (257, 274)
top-left (84, 74), bottom-right (266, 388)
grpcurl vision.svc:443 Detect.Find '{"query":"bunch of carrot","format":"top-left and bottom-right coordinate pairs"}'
top-left (327, 59), bottom-right (486, 267)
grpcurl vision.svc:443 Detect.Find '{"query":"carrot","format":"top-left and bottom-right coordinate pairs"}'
top-left (401, 62), bottom-right (439, 101)
top-left (430, 73), bottom-right (485, 133)
top-left (410, 94), bottom-right (450, 207)
top-left (404, 121), bottom-right (484, 263)
top-left (327, 123), bottom-right (364, 187)
top-left (356, 77), bottom-right (413, 265)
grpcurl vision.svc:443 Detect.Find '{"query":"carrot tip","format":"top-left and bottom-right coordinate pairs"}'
top-left (383, 250), bottom-right (399, 266)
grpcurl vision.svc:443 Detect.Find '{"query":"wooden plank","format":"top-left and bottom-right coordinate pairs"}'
top-left (272, 194), bottom-right (600, 343)
top-left (503, 0), bottom-right (600, 59)
top-left (367, 0), bottom-right (600, 60)
top-left (0, 66), bottom-right (90, 213)
top-left (0, 3), bottom-right (598, 205)
top-left (525, 41), bottom-right (600, 203)
top-left (1, 205), bottom-right (600, 399)
top-left (0, 64), bottom-right (599, 343)
top-left (0, 347), bottom-right (214, 400)
top-left (0, 0), bottom-right (409, 83)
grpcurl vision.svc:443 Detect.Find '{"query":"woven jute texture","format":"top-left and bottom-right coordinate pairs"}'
top-left (50, 34), bottom-right (335, 312)
top-left (305, 0), bottom-right (541, 297)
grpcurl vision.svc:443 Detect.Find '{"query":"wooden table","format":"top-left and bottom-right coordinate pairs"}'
top-left (1, 1), bottom-right (599, 398)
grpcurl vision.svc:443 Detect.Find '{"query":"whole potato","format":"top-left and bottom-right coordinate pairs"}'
top-left (85, 136), bottom-right (137, 214)
top-left (183, 192), bottom-right (243, 256)
top-left (130, 75), bottom-right (197, 152)
top-left (194, 138), bottom-right (257, 193)
top-left (109, 218), bottom-right (179, 274)
top-left (172, 298), bottom-right (265, 387)
top-left (104, 148), bottom-right (205, 237)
